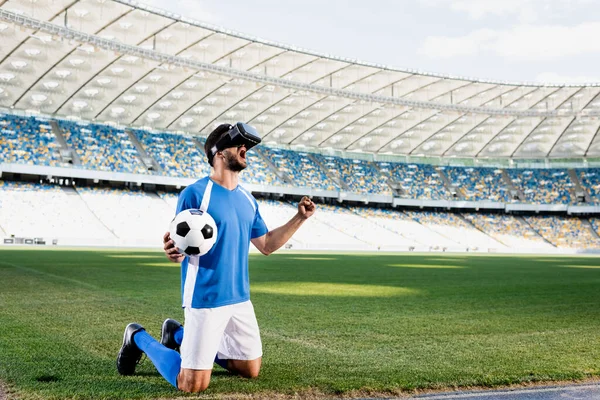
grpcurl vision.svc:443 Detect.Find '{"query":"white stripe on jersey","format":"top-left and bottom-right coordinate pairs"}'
top-left (182, 256), bottom-right (199, 308)
top-left (199, 180), bottom-right (213, 213)
top-left (238, 186), bottom-right (256, 213)
top-left (183, 180), bottom-right (214, 308)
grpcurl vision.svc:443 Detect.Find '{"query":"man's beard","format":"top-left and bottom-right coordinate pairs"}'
top-left (223, 149), bottom-right (246, 172)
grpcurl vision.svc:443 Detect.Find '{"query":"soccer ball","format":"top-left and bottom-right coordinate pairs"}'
top-left (169, 209), bottom-right (218, 256)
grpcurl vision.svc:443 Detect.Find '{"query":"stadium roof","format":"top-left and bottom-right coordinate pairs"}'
top-left (1, 0), bottom-right (600, 160)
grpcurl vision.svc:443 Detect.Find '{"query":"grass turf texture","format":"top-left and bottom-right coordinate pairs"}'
top-left (0, 250), bottom-right (600, 399)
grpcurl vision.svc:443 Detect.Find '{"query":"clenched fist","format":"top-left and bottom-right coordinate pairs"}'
top-left (297, 196), bottom-right (316, 220)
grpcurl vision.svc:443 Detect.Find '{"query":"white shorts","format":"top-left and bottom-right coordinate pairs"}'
top-left (180, 300), bottom-right (263, 370)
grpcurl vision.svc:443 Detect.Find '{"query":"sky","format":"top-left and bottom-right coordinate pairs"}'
top-left (143, 0), bottom-right (600, 84)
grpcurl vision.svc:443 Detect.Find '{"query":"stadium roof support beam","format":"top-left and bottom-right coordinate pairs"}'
top-left (2, 9), bottom-right (597, 118)
top-left (584, 124), bottom-right (600, 157)
top-left (546, 116), bottom-right (578, 157)
top-left (441, 116), bottom-right (493, 157)
top-left (509, 118), bottom-right (548, 158)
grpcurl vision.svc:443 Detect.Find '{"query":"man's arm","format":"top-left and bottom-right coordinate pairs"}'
top-left (251, 196), bottom-right (315, 256)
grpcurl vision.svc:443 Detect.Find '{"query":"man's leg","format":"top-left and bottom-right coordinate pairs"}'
top-left (163, 321), bottom-right (261, 379)
top-left (116, 323), bottom-right (181, 388)
top-left (132, 329), bottom-right (181, 388)
top-left (162, 302), bottom-right (262, 379)
top-left (217, 301), bottom-right (263, 378)
top-left (224, 357), bottom-right (262, 378)
top-left (177, 369), bottom-right (212, 392)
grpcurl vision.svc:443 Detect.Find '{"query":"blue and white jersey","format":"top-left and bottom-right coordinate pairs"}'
top-left (176, 176), bottom-right (268, 309)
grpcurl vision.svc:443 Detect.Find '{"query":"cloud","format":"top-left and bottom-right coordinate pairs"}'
top-left (422, 0), bottom-right (594, 23)
top-left (449, 0), bottom-right (539, 22)
top-left (419, 22), bottom-right (600, 61)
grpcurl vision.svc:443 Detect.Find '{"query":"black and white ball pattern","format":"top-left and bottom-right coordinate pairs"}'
top-left (169, 209), bottom-right (218, 256)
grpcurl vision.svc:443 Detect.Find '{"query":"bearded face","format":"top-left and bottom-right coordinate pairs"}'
top-left (221, 145), bottom-right (247, 172)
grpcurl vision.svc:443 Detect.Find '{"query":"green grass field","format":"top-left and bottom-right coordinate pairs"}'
top-left (1, 249), bottom-right (600, 399)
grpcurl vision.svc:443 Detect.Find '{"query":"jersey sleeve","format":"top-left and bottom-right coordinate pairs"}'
top-left (251, 205), bottom-right (269, 239)
top-left (176, 186), bottom-right (201, 214)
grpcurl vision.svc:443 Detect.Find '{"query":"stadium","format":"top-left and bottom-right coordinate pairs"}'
top-left (0, 1), bottom-right (600, 399)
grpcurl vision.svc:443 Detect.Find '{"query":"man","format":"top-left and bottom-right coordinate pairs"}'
top-left (116, 122), bottom-right (316, 392)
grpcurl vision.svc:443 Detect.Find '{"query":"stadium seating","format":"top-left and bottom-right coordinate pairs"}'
top-left (386, 163), bottom-right (452, 200)
top-left (76, 186), bottom-right (174, 246)
top-left (311, 203), bottom-right (408, 249)
top-left (508, 168), bottom-right (575, 204)
top-left (2, 180), bottom-right (600, 250)
top-left (57, 120), bottom-right (148, 174)
top-left (348, 206), bottom-right (457, 249)
top-left (312, 154), bottom-right (392, 194)
top-left (576, 168), bottom-right (600, 204)
top-left (444, 167), bottom-right (511, 202)
top-left (133, 129), bottom-right (211, 178)
top-left (239, 148), bottom-right (287, 187)
top-left (0, 181), bottom-right (114, 245)
top-left (462, 213), bottom-right (552, 249)
top-left (404, 210), bottom-right (506, 249)
top-left (258, 147), bottom-right (339, 191)
top-left (523, 215), bottom-right (600, 248)
top-left (0, 114), bottom-right (64, 167)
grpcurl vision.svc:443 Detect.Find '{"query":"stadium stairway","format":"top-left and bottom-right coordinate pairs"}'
top-left (518, 215), bottom-right (557, 248)
top-left (348, 206), bottom-right (421, 246)
top-left (582, 218), bottom-right (600, 240)
top-left (438, 168), bottom-right (463, 200)
top-left (402, 211), bottom-right (464, 248)
top-left (457, 213), bottom-right (508, 247)
top-left (50, 121), bottom-right (81, 166)
top-left (125, 129), bottom-right (163, 173)
top-left (253, 147), bottom-right (293, 185)
top-left (501, 169), bottom-right (524, 201)
top-left (64, 187), bottom-right (118, 239)
top-left (307, 153), bottom-right (351, 191)
top-left (568, 169), bottom-right (591, 203)
top-left (371, 162), bottom-right (400, 195)
top-left (191, 137), bottom-right (206, 155)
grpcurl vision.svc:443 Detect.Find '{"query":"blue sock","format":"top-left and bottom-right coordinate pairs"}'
top-left (174, 327), bottom-right (227, 369)
top-left (134, 330), bottom-right (181, 388)
top-left (174, 327), bottom-right (184, 346)
top-left (214, 355), bottom-right (228, 369)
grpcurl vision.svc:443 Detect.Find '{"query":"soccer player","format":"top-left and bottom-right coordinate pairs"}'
top-left (116, 123), bottom-right (316, 392)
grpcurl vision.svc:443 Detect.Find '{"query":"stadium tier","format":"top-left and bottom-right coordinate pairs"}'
top-left (132, 129), bottom-right (211, 178)
top-left (0, 181), bottom-right (114, 245)
top-left (0, 114), bottom-right (65, 167)
top-left (523, 215), bottom-right (600, 248)
top-left (2, 181), bottom-right (600, 252)
top-left (576, 168), bottom-right (600, 204)
top-left (386, 163), bottom-right (451, 200)
top-left (257, 147), bottom-right (339, 191)
top-left (57, 120), bottom-right (148, 174)
top-left (1, 112), bottom-right (600, 205)
top-left (462, 213), bottom-right (551, 249)
top-left (508, 168), bottom-right (576, 205)
top-left (444, 166), bottom-right (511, 202)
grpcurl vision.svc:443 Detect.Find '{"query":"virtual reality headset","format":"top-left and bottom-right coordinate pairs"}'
top-left (208, 122), bottom-right (262, 165)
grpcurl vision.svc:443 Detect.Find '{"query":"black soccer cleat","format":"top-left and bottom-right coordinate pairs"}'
top-left (160, 318), bottom-right (183, 352)
top-left (116, 323), bottom-right (145, 376)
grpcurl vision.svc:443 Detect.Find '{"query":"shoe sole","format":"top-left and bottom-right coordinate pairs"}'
top-left (160, 319), bottom-right (169, 347)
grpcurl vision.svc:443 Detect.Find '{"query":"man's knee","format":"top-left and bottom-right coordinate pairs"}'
top-left (232, 358), bottom-right (261, 379)
top-left (241, 368), bottom-right (260, 379)
top-left (177, 370), bottom-right (211, 393)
